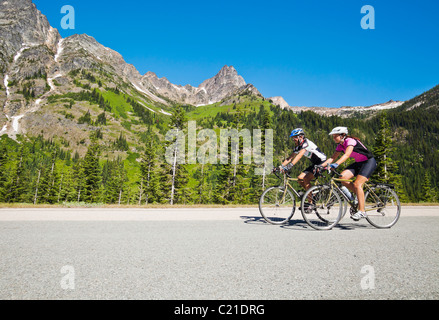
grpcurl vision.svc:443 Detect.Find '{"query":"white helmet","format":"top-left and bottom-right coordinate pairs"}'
top-left (329, 126), bottom-right (348, 135)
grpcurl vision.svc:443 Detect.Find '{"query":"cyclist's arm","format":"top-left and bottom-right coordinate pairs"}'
top-left (334, 145), bottom-right (353, 165)
top-left (321, 151), bottom-right (341, 167)
top-left (282, 149), bottom-right (306, 167)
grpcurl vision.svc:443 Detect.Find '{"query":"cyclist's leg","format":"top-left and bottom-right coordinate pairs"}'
top-left (354, 158), bottom-right (377, 212)
top-left (353, 175), bottom-right (369, 212)
top-left (298, 170), bottom-right (314, 191)
top-left (340, 168), bottom-right (355, 192)
top-left (299, 166), bottom-right (315, 204)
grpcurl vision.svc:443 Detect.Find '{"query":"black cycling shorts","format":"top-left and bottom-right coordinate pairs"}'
top-left (344, 157), bottom-right (377, 179)
top-left (303, 161), bottom-right (326, 175)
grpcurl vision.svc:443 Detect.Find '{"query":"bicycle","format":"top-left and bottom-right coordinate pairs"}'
top-left (258, 167), bottom-right (320, 225)
top-left (301, 167), bottom-right (401, 230)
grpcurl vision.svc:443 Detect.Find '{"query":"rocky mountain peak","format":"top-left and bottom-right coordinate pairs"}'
top-left (217, 65), bottom-right (238, 77)
top-left (195, 65), bottom-right (247, 105)
top-left (0, 0), bottom-right (265, 139)
top-left (0, 0), bottom-right (60, 57)
top-left (269, 96), bottom-right (290, 110)
top-left (199, 65), bottom-right (245, 90)
top-left (139, 65), bottom-right (256, 106)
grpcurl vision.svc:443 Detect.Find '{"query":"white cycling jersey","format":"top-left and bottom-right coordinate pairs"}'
top-left (293, 138), bottom-right (327, 164)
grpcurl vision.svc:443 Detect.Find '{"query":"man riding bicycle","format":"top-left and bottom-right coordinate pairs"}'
top-left (280, 128), bottom-right (327, 192)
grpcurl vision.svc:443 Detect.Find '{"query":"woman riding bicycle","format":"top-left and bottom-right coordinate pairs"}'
top-left (321, 126), bottom-right (377, 221)
top-left (280, 128), bottom-right (327, 192)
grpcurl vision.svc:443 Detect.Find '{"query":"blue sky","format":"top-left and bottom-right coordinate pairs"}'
top-left (33, 0), bottom-right (439, 107)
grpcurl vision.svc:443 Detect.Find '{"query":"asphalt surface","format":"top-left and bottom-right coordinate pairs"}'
top-left (0, 206), bottom-right (438, 300)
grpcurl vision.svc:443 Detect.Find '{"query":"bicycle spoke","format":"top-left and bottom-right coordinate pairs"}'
top-left (301, 185), bottom-right (343, 230)
top-left (259, 187), bottom-right (296, 225)
top-left (365, 186), bottom-right (400, 228)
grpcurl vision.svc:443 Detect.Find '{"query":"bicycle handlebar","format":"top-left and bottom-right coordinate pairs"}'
top-left (315, 165), bottom-right (342, 177)
top-left (272, 167), bottom-right (292, 180)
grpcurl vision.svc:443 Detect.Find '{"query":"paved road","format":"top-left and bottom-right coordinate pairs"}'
top-left (0, 206), bottom-right (438, 300)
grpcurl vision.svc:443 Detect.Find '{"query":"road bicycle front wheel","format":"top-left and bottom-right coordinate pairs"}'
top-left (364, 186), bottom-right (401, 228)
top-left (301, 185), bottom-right (343, 230)
top-left (259, 186), bottom-right (295, 225)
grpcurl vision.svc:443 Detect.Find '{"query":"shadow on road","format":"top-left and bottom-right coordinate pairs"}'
top-left (240, 215), bottom-right (375, 231)
top-left (240, 216), bottom-right (312, 230)
top-left (332, 220), bottom-right (375, 231)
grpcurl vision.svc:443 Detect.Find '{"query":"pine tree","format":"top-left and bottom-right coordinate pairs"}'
top-left (213, 163), bottom-right (233, 204)
top-left (104, 158), bottom-right (128, 204)
top-left (39, 150), bottom-right (60, 204)
top-left (166, 105), bottom-right (188, 205)
top-left (0, 142), bottom-right (8, 202)
top-left (251, 107), bottom-right (273, 200)
top-left (7, 145), bottom-right (29, 203)
top-left (36, 164), bottom-right (50, 204)
top-left (229, 133), bottom-right (250, 204)
top-left (421, 172), bottom-right (436, 202)
top-left (261, 109), bottom-right (272, 188)
top-left (70, 160), bottom-right (85, 202)
top-left (81, 143), bottom-right (101, 202)
top-left (139, 135), bottom-right (162, 204)
top-left (173, 163), bottom-right (191, 204)
top-left (229, 104), bottom-right (253, 204)
top-left (372, 112), bottom-right (407, 201)
top-left (373, 112), bottom-right (394, 183)
top-left (194, 164), bottom-right (211, 204)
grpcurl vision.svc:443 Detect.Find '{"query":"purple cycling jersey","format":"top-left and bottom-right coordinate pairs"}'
top-left (336, 137), bottom-right (371, 162)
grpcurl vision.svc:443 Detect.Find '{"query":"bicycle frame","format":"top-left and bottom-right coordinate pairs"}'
top-left (273, 170), bottom-right (319, 204)
top-left (329, 177), bottom-right (385, 212)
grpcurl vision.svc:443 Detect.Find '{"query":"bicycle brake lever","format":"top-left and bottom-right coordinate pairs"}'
top-left (328, 167), bottom-right (342, 177)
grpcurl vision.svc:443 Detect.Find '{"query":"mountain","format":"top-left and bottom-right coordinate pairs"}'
top-left (394, 83), bottom-right (439, 112)
top-left (0, 0), bottom-right (438, 205)
top-left (0, 0), bottom-right (415, 142)
top-left (0, 0), bottom-right (263, 141)
top-left (269, 96), bottom-right (405, 118)
top-left (141, 65), bottom-right (259, 106)
top-left (268, 96), bottom-right (290, 110)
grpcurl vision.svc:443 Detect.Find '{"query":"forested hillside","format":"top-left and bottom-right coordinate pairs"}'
top-left (1, 84), bottom-right (438, 205)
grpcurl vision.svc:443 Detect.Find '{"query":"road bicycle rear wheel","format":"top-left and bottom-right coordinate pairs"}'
top-left (259, 186), bottom-right (295, 225)
top-left (364, 186), bottom-right (400, 228)
top-left (301, 185), bottom-right (343, 230)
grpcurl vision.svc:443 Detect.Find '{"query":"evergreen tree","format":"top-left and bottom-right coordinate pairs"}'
top-left (39, 150), bottom-right (60, 204)
top-left (81, 143), bottom-right (101, 202)
top-left (251, 106), bottom-right (273, 201)
top-left (70, 160), bottom-right (85, 202)
top-left (36, 164), bottom-right (50, 204)
top-left (372, 112), bottom-right (407, 200)
top-left (173, 163), bottom-right (191, 204)
top-left (229, 134), bottom-right (250, 204)
top-left (0, 142), bottom-right (8, 202)
top-left (213, 163), bottom-right (233, 204)
top-left (7, 145), bottom-right (29, 203)
top-left (229, 104), bottom-right (252, 203)
top-left (165, 105), bottom-right (189, 205)
top-left (421, 172), bottom-right (436, 202)
top-left (114, 133), bottom-right (129, 151)
top-left (194, 164), bottom-right (212, 204)
top-left (78, 110), bottom-right (93, 125)
top-left (373, 112), bottom-right (394, 183)
top-left (139, 135), bottom-right (161, 204)
top-left (104, 158), bottom-right (128, 204)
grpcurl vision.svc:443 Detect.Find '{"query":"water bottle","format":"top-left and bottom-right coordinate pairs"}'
top-left (340, 186), bottom-right (354, 201)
